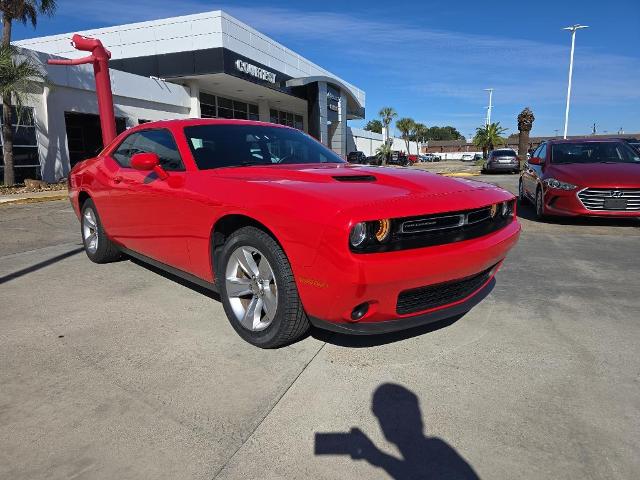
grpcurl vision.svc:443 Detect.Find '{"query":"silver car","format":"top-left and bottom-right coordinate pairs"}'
top-left (483, 149), bottom-right (520, 173)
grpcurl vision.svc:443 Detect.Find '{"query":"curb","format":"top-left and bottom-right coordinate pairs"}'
top-left (0, 193), bottom-right (68, 206)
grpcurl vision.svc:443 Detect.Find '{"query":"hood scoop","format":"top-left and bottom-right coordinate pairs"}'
top-left (332, 174), bottom-right (377, 182)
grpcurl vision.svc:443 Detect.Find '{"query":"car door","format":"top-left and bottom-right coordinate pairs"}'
top-left (103, 128), bottom-right (193, 272)
top-left (523, 143), bottom-right (545, 198)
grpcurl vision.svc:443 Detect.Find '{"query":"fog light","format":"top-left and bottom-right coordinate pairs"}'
top-left (351, 302), bottom-right (369, 321)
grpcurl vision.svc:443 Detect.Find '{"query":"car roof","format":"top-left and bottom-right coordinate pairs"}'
top-left (128, 118), bottom-right (292, 132)
top-left (545, 137), bottom-right (627, 144)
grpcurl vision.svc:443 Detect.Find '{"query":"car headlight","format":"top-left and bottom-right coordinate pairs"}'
top-left (543, 178), bottom-right (576, 190)
top-left (350, 219), bottom-right (392, 249)
top-left (501, 200), bottom-right (514, 217)
top-left (349, 222), bottom-right (367, 247)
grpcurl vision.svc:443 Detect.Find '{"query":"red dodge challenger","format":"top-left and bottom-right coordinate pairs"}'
top-left (69, 119), bottom-right (520, 348)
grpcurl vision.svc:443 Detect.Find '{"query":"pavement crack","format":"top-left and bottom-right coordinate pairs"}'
top-left (211, 341), bottom-right (327, 479)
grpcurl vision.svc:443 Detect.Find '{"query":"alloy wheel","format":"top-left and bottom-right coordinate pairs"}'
top-left (82, 208), bottom-right (99, 254)
top-left (225, 246), bottom-right (278, 332)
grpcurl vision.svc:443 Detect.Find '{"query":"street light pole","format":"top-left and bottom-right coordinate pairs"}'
top-left (484, 88), bottom-right (494, 126)
top-left (562, 24), bottom-right (588, 139)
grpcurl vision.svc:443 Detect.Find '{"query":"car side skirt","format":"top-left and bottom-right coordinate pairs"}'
top-left (309, 278), bottom-right (495, 335)
top-left (120, 247), bottom-right (218, 293)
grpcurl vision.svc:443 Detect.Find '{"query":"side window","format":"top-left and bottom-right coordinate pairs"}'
top-left (538, 143), bottom-right (547, 161)
top-left (133, 129), bottom-right (185, 171)
top-left (112, 133), bottom-right (139, 167)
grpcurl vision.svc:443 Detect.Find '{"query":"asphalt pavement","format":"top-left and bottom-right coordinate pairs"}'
top-left (1, 174), bottom-right (639, 479)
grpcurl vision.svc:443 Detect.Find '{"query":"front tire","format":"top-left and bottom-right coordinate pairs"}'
top-left (216, 226), bottom-right (309, 348)
top-left (535, 188), bottom-right (546, 220)
top-left (81, 199), bottom-right (121, 263)
top-left (518, 179), bottom-right (529, 205)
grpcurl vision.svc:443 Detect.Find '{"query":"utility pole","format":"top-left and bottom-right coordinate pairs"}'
top-left (484, 88), bottom-right (494, 126)
top-left (562, 24), bottom-right (589, 139)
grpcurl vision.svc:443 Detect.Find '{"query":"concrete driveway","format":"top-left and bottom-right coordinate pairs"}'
top-left (1, 176), bottom-right (639, 479)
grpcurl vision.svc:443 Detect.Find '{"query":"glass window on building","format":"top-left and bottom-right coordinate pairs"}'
top-left (200, 93), bottom-right (217, 118)
top-left (0, 106), bottom-right (40, 183)
top-left (269, 108), bottom-right (304, 131)
top-left (217, 97), bottom-right (233, 119)
top-left (249, 104), bottom-right (259, 121)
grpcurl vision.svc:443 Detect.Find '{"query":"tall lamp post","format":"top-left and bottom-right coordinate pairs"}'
top-left (484, 88), bottom-right (494, 126)
top-left (562, 24), bottom-right (589, 139)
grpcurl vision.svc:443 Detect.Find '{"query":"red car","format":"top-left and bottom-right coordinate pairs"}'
top-left (69, 119), bottom-right (520, 348)
top-left (519, 138), bottom-right (640, 219)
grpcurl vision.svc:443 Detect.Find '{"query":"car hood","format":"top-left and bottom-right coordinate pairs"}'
top-left (212, 163), bottom-right (512, 217)
top-left (548, 162), bottom-right (640, 187)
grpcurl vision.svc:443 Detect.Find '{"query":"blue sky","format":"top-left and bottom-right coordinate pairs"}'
top-left (12, 0), bottom-right (640, 137)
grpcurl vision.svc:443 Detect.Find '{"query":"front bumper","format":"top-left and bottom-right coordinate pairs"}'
top-left (297, 219), bottom-right (520, 328)
top-left (310, 278), bottom-right (495, 334)
top-left (544, 188), bottom-right (640, 217)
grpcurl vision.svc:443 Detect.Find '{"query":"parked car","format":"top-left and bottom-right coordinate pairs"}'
top-left (473, 153), bottom-right (483, 162)
top-left (389, 151), bottom-right (409, 166)
top-left (69, 119), bottom-right (520, 348)
top-left (421, 153), bottom-right (441, 162)
top-left (347, 151), bottom-right (367, 164)
top-left (483, 149), bottom-right (519, 174)
top-left (461, 154), bottom-right (474, 162)
top-left (407, 154), bottom-right (420, 164)
top-left (519, 138), bottom-right (640, 220)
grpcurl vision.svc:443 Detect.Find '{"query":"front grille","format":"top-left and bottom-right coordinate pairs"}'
top-left (396, 264), bottom-right (496, 315)
top-left (577, 188), bottom-right (640, 211)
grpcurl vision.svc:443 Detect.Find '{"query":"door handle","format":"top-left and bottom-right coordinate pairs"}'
top-left (113, 176), bottom-right (123, 184)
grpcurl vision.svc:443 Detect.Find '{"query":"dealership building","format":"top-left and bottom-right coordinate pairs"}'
top-left (6, 10), bottom-right (368, 182)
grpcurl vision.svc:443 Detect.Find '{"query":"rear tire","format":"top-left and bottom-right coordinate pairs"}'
top-left (81, 199), bottom-right (121, 263)
top-left (216, 226), bottom-right (310, 348)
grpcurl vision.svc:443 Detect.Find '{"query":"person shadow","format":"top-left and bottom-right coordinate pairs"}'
top-left (315, 383), bottom-right (480, 479)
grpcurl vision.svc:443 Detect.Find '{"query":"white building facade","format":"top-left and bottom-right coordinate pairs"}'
top-left (9, 10), bottom-right (366, 182)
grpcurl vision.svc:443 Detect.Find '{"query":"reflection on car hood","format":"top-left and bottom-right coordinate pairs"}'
top-left (213, 163), bottom-right (511, 216)
top-left (549, 162), bottom-right (640, 187)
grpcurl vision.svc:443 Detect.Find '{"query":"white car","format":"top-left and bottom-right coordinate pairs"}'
top-left (461, 154), bottom-right (474, 161)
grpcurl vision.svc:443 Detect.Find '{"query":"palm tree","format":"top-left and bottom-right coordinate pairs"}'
top-left (473, 122), bottom-right (508, 158)
top-left (1, 0), bottom-right (56, 185)
top-left (0, 45), bottom-right (43, 185)
top-left (413, 122), bottom-right (427, 156)
top-left (375, 142), bottom-right (392, 166)
top-left (378, 107), bottom-right (397, 143)
top-left (395, 117), bottom-right (415, 155)
top-left (517, 107), bottom-right (535, 169)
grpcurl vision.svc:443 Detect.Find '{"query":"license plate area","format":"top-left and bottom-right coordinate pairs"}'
top-left (603, 198), bottom-right (627, 210)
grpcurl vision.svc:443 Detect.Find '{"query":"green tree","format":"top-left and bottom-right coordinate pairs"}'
top-left (517, 107), bottom-right (535, 170)
top-left (378, 107), bottom-right (397, 143)
top-left (395, 117), bottom-right (415, 154)
top-left (413, 122), bottom-right (428, 156)
top-left (473, 122), bottom-right (507, 158)
top-left (375, 142), bottom-right (392, 166)
top-left (1, 0), bottom-right (56, 186)
top-left (425, 125), bottom-right (464, 141)
top-left (364, 119), bottom-right (382, 134)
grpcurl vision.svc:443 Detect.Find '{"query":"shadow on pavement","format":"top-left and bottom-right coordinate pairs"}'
top-left (315, 383), bottom-right (480, 479)
top-left (0, 246), bottom-right (84, 285)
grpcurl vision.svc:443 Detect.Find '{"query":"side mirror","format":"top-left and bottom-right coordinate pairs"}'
top-left (130, 152), bottom-right (168, 179)
top-left (528, 156), bottom-right (544, 166)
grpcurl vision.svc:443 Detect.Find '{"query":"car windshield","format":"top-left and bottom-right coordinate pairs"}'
top-left (551, 142), bottom-right (640, 165)
top-left (493, 150), bottom-right (515, 156)
top-left (184, 124), bottom-right (345, 169)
